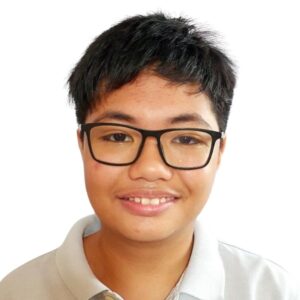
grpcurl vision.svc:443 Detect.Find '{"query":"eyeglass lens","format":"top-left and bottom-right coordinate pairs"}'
top-left (88, 125), bottom-right (214, 168)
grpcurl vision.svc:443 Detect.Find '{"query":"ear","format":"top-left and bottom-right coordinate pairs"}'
top-left (77, 128), bottom-right (84, 156)
top-left (217, 135), bottom-right (227, 166)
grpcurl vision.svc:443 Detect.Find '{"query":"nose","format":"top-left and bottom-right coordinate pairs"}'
top-left (128, 137), bottom-right (173, 182)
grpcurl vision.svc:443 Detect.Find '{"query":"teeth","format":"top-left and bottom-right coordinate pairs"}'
top-left (141, 198), bottom-right (150, 205)
top-left (150, 198), bottom-right (160, 205)
top-left (127, 197), bottom-right (172, 206)
top-left (160, 197), bottom-right (166, 203)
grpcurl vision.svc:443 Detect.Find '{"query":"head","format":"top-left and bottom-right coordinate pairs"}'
top-left (68, 13), bottom-right (236, 243)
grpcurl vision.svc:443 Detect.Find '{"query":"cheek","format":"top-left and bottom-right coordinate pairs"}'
top-left (82, 144), bottom-right (112, 193)
top-left (179, 161), bottom-right (219, 209)
top-left (184, 167), bottom-right (216, 193)
top-left (83, 158), bottom-right (117, 205)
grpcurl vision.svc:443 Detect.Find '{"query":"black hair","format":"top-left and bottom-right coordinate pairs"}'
top-left (68, 12), bottom-right (236, 131)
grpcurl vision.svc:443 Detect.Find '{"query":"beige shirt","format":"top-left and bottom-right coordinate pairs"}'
top-left (0, 215), bottom-right (299, 300)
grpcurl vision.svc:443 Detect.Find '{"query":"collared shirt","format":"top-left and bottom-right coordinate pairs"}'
top-left (0, 215), bottom-right (299, 300)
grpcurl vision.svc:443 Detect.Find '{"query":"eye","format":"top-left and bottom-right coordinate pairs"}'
top-left (172, 135), bottom-right (201, 145)
top-left (102, 133), bottom-right (133, 142)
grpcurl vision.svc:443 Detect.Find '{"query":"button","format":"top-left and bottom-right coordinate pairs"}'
top-left (89, 290), bottom-right (122, 300)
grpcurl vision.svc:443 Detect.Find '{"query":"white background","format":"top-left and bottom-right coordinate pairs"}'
top-left (0, 0), bottom-right (299, 283)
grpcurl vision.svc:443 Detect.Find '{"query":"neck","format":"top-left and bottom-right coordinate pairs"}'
top-left (84, 222), bottom-right (194, 299)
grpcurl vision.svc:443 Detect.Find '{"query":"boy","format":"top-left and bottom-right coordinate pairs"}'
top-left (0, 12), bottom-right (298, 300)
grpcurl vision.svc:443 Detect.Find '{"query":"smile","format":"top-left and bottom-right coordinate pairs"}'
top-left (118, 193), bottom-right (178, 216)
top-left (127, 197), bottom-right (172, 206)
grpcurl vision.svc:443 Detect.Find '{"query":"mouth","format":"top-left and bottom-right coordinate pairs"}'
top-left (121, 196), bottom-right (176, 206)
top-left (117, 192), bottom-right (179, 216)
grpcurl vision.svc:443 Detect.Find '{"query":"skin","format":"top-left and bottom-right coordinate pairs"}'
top-left (78, 72), bottom-right (226, 300)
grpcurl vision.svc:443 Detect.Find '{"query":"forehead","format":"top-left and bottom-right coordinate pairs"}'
top-left (87, 73), bottom-right (218, 129)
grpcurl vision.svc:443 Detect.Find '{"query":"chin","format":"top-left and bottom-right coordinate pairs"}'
top-left (113, 217), bottom-right (194, 244)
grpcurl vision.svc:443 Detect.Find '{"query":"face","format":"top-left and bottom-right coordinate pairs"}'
top-left (78, 72), bottom-right (225, 243)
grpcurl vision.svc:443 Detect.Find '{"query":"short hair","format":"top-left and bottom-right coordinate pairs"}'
top-left (68, 12), bottom-right (236, 131)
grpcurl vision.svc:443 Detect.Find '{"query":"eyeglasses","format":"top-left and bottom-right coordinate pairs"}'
top-left (79, 122), bottom-right (224, 170)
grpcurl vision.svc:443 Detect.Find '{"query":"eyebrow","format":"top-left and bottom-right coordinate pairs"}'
top-left (91, 111), bottom-right (211, 128)
top-left (168, 113), bottom-right (211, 128)
top-left (91, 111), bottom-right (135, 123)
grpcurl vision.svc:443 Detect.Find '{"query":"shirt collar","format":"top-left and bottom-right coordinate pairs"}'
top-left (55, 215), bottom-right (107, 300)
top-left (55, 215), bottom-right (225, 300)
top-left (179, 219), bottom-right (225, 300)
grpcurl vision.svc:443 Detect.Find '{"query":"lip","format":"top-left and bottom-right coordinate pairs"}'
top-left (116, 190), bottom-right (180, 217)
top-left (117, 189), bottom-right (180, 198)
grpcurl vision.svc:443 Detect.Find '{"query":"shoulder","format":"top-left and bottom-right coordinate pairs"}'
top-left (218, 241), bottom-right (300, 299)
top-left (0, 250), bottom-right (74, 300)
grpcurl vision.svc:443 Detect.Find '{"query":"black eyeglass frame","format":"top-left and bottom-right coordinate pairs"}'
top-left (79, 122), bottom-right (224, 170)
